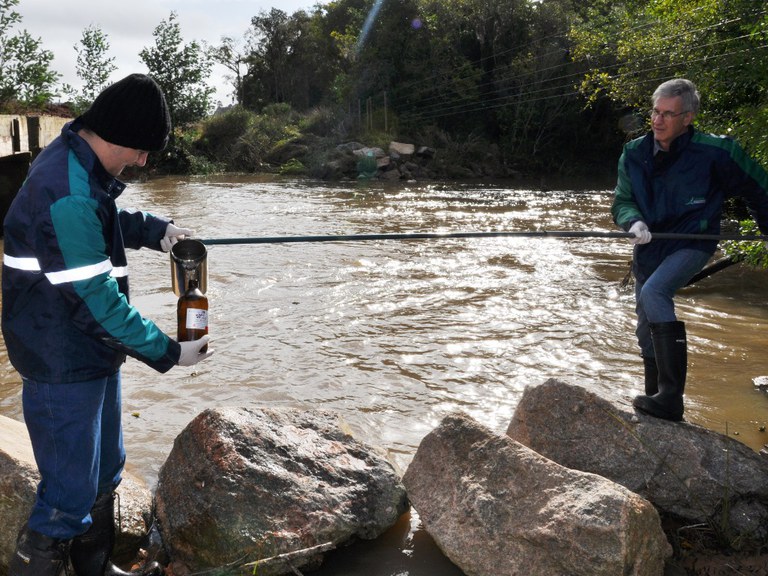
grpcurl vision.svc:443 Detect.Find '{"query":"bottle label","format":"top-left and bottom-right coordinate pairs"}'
top-left (186, 309), bottom-right (208, 330)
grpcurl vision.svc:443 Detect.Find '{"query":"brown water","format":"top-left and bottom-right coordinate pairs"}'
top-left (2, 175), bottom-right (767, 574)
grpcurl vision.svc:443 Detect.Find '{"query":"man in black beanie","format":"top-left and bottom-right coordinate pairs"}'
top-left (81, 73), bottom-right (171, 154)
top-left (3, 73), bottom-right (212, 576)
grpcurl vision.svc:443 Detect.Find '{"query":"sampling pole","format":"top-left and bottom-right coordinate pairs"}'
top-left (199, 230), bottom-right (768, 246)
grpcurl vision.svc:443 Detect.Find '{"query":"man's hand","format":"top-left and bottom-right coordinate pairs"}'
top-left (161, 223), bottom-right (194, 252)
top-left (628, 221), bottom-right (652, 245)
top-left (178, 336), bottom-right (213, 366)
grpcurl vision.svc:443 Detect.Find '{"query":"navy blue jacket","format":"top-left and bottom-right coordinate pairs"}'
top-left (2, 120), bottom-right (181, 383)
top-left (612, 127), bottom-right (768, 282)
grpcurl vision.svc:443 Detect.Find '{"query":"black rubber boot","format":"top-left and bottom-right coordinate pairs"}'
top-left (642, 355), bottom-right (659, 395)
top-left (70, 493), bottom-right (164, 576)
top-left (633, 321), bottom-right (687, 421)
top-left (8, 525), bottom-right (70, 576)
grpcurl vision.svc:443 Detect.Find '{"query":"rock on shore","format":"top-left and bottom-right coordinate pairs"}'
top-left (403, 411), bottom-right (670, 576)
top-left (507, 378), bottom-right (768, 546)
top-left (154, 407), bottom-right (408, 574)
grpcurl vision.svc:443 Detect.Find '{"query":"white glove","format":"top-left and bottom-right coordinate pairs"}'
top-left (177, 336), bottom-right (213, 366)
top-left (628, 221), bottom-right (652, 245)
top-left (160, 223), bottom-right (194, 252)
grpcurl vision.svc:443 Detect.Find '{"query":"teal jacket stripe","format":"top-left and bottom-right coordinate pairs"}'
top-left (692, 132), bottom-right (768, 191)
top-left (48, 152), bottom-right (171, 362)
top-left (612, 145), bottom-right (644, 230)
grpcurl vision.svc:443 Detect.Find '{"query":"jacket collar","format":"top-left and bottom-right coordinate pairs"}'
top-left (648, 125), bottom-right (695, 157)
top-left (63, 120), bottom-right (127, 199)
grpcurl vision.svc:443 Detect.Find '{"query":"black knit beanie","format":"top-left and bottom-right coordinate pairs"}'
top-left (80, 73), bottom-right (171, 152)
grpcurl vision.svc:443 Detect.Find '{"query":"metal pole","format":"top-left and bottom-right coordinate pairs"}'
top-left (199, 230), bottom-right (768, 246)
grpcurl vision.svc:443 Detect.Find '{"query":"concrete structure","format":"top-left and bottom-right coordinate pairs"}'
top-left (0, 114), bottom-right (71, 229)
top-left (0, 114), bottom-right (70, 157)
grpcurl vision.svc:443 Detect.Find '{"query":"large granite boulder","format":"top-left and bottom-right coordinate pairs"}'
top-left (154, 407), bottom-right (408, 574)
top-left (507, 379), bottom-right (768, 544)
top-left (0, 415), bottom-right (36, 570)
top-left (0, 414), bottom-right (154, 573)
top-left (403, 412), bottom-right (670, 576)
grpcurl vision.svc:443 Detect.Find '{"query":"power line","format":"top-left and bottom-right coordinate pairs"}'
top-left (382, 7), bottom-right (767, 124)
top-left (402, 42), bottom-right (768, 124)
top-left (394, 8), bottom-right (755, 111)
top-left (402, 23), bottom-right (763, 118)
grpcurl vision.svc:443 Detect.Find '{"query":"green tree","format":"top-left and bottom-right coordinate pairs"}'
top-left (244, 8), bottom-right (294, 108)
top-left (62, 24), bottom-right (117, 115)
top-left (387, 0), bottom-right (604, 171)
top-left (320, 0), bottom-right (433, 136)
top-left (0, 0), bottom-right (58, 109)
top-left (74, 24), bottom-right (116, 102)
top-left (569, 0), bottom-right (768, 161)
top-left (241, 6), bottom-right (343, 113)
top-left (211, 35), bottom-right (246, 105)
top-left (491, 0), bottom-right (622, 171)
top-left (139, 11), bottom-right (215, 128)
top-left (307, 0), bottom-right (367, 106)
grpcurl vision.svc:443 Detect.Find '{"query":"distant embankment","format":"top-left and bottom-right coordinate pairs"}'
top-left (0, 114), bottom-right (72, 230)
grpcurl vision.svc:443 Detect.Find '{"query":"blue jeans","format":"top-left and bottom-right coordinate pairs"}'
top-left (635, 249), bottom-right (711, 358)
top-left (22, 371), bottom-right (125, 540)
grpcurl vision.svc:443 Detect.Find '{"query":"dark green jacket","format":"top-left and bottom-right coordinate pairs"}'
top-left (612, 126), bottom-right (768, 282)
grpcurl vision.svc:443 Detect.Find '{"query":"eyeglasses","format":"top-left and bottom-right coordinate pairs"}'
top-left (650, 108), bottom-right (689, 120)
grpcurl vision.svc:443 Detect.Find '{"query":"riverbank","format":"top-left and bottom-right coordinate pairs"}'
top-left (171, 104), bottom-right (619, 184)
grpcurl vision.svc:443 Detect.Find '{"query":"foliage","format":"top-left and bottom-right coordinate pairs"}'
top-left (297, 105), bottom-right (347, 138)
top-left (278, 158), bottom-right (307, 175)
top-left (211, 35), bottom-right (247, 105)
top-left (6, 0), bottom-right (766, 182)
top-left (241, 7), bottom-right (337, 113)
top-left (196, 105), bottom-right (254, 163)
top-left (568, 0), bottom-right (768, 246)
top-left (0, 0), bottom-right (58, 109)
top-left (197, 103), bottom-right (304, 172)
top-left (61, 24), bottom-right (117, 116)
top-left (233, 103), bottom-right (302, 171)
top-left (140, 11), bottom-right (215, 129)
top-left (161, 123), bottom-right (225, 175)
top-left (721, 220), bottom-right (768, 270)
top-left (569, 0), bottom-right (768, 161)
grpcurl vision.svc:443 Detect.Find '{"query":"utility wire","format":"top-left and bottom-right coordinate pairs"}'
top-left (401, 40), bottom-right (767, 124)
top-left (405, 26), bottom-right (762, 120)
top-left (403, 5), bottom-right (765, 106)
top-left (395, 12), bottom-right (756, 113)
top-left (385, 7), bottom-right (767, 123)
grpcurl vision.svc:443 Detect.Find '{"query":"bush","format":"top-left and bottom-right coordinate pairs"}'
top-left (298, 106), bottom-right (345, 137)
top-left (278, 158), bottom-right (307, 175)
top-left (227, 105), bottom-right (303, 172)
top-left (197, 106), bottom-right (254, 166)
top-left (722, 219), bottom-right (768, 269)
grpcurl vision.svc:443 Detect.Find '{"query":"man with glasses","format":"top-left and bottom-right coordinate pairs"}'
top-left (611, 78), bottom-right (768, 421)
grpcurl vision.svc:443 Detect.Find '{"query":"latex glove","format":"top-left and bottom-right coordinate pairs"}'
top-left (628, 221), bottom-right (652, 245)
top-left (177, 336), bottom-right (213, 366)
top-left (160, 223), bottom-right (194, 252)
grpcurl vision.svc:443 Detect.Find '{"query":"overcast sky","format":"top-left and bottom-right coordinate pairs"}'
top-left (15, 0), bottom-right (322, 106)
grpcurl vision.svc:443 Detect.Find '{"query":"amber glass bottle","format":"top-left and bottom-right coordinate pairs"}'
top-left (177, 278), bottom-right (208, 352)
